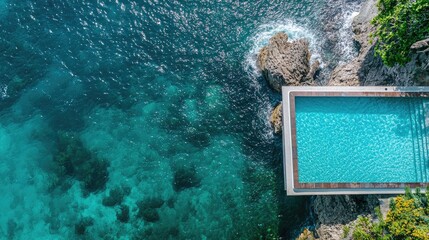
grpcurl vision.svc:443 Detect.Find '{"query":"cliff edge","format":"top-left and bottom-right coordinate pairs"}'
top-left (329, 0), bottom-right (429, 86)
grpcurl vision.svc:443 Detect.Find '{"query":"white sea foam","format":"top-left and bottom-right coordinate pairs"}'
top-left (0, 85), bottom-right (7, 99)
top-left (337, 9), bottom-right (360, 64)
top-left (256, 98), bottom-right (275, 142)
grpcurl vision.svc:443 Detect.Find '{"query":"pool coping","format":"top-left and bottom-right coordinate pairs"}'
top-left (282, 86), bottom-right (429, 196)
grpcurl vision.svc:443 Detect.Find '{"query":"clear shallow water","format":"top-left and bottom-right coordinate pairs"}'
top-left (0, 0), bottom-right (359, 238)
top-left (296, 97), bottom-right (429, 183)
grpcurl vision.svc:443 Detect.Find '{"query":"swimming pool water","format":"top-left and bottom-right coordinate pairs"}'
top-left (295, 96), bottom-right (429, 183)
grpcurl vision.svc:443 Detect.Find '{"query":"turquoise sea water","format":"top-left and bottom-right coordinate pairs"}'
top-left (296, 96), bottom-right (429, 183)
top-left (0, 0), bottom-right (361, 238)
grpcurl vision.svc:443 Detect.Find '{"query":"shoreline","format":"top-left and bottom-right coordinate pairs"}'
top-left (258, 0), bottom-right (429, 238)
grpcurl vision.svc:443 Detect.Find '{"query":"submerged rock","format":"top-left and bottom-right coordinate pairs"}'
top-left (270, 103), bottom-right (282, 134)
top-left (140, 208), bottom-right (160, 223)
top-left (53, 132), bottom-right (109, 194)
top-left (172, 167), bottom-right (201, 192)
top-left (257, 32), bottom-right (318, 92)
top-left (75, 217), bottom-right (94, 236)
top-left (102, 186), bottom-right (131, 207)
top-left (184, 127), bottom-right (211, 148)
top-left (136, 197), bottom-right (165, 223)
top-left (7, 219), bottom-right (18, 240)
top-left (81, 159), bottom-right (109, 194)
top-left (116, 205), bottom-right (130, 223)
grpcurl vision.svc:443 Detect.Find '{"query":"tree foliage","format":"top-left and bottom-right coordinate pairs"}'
top-left (351, 187), bottom-right (429, 239)
top-left (371, 0), bottom-right (429, 66)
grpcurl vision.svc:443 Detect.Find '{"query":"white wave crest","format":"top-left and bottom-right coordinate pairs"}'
top-left (0, 85), bottom-right (8, 99)
top-left (256, 98), bottom-right (275, 142)
top-left (338, 10), bottom-right (360, 64)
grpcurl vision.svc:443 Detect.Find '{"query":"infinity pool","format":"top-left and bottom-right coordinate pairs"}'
top-left (295, 96), bottom-right (429, 183)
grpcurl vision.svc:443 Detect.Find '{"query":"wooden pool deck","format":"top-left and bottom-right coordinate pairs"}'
top-left (282, 86), bottom-right (429, 196)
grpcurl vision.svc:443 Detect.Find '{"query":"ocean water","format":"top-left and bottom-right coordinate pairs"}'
top-left (296, 97), bottom-right (429, 183)
top-left (0, 0), bottom-right (360, 239)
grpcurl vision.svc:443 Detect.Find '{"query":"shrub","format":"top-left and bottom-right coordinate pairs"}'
top-left (385, 192), bottom-right (429, 239)
top-left (371, 0), bottom-right (429, 66)
top-left (350, 188), bottom-right (429, 239)
top-left (342, 225), bottom-right (350, 238)
top-left (351, 215), bottom-right (385, 240)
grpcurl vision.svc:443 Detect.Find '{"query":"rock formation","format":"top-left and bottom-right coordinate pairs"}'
top-left (328, 0), bottom-right (429, 86)
top-left (410, 38), bottom-right (429, 85)
top-left (257, 32), bottom-right (319, 92)
top-left (312, 195), bottom-right (380, 239)
top-left (258, 32), bottom-right (320, 134)
top-left (318, 0), bottom-right (364, 71)
top-left (411, 38), bottom-right (429, 52)
top-left (328, 0), bottom-right (377, 86)
top-left (269, 103), bottom-right (282, 134)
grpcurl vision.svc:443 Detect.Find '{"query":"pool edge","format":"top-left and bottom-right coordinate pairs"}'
top-left (282, 86), bottom-right (429, 196)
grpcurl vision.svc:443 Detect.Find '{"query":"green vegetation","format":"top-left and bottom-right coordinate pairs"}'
top-left (351, 215), bottom-right (386, 240)
top-left (371, 0), bottom-right (429, 66)
top-left (351, 187), bottom-right (429, 239)
top-left (342, 225), bottom-right (351, 238)
top-left (296, 188), bottom-right (429, 239)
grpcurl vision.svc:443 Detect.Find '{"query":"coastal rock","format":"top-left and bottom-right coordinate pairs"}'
top-left (297, 228), bottom-right (316, 240)
top-left (257, 32), bottom-right (318, 92)
top-left (312, 195), bottom-right (380, 240)
top-left (328, 0), bottom-right (377, 86)
top-left (411, 38), bottom-right (429, 52)
top-left (319, 0), bottom-right (364, 72)
top-left (270, 103), bottom-right (282, 134)
top-left (328, 0), bottom-right (429, 86)
top-left (328, 63), bottom-right (360, 86)
top-left (351, 0), bottom-right (378, 50)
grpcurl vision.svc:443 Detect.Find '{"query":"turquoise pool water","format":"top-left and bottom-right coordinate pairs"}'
top-left (296, 96), bottom-right (429, 183)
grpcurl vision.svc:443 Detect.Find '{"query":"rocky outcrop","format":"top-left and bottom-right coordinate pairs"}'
top-left (259, 32), bottom-right (320, 134)
top-left (328, 0), bottom-right (429, 86)
top-left (411, 38), bottom-right (429, 52)
top-left (269, 103), bottom-right (282, 134)
top-left (313, 195), bottom-right (380, 240)
top-left (319, 0), bottom-right (364, 71)
top-left (328, 0), bottom-right (377, 86)
top-left (257, 32), bottom-right (319, 92)
top-left (297, 228), bottom-right (316, 240)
